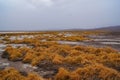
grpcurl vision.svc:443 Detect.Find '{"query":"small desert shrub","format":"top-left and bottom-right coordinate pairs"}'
top-left (3, 46), bottom-right (22, 61)
top-left (52, 54), bottom-right (64, 64)
top-left (31, 55), bottom-right (45, 66)
top-left (54, 64), bottom-right (120, 80)
top-left (0, 68), bottom-right (25, 80)
top-left (73, 64), bottom-right (120, 80)
top-left (54, 68), bottom-right (70, 80)
top-left (0, 68), bottom-right (45, 80)
top-left (26, 73), bottom-right (44, 80)
top-left (23, 50), bottom-right (37, 63)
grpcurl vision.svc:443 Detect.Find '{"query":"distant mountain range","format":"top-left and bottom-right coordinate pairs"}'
top-left (60, 26), bottom-right (120, 32)
top-left (93, 26), bottom-right (120, 32)
top-left (0, 26), bottom-right (120, 32)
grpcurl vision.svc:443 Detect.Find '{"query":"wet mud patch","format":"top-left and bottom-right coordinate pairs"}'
top-left (35, 60), bottom-right (83, 78)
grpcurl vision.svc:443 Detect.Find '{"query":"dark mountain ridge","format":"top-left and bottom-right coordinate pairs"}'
top-left (93, 26), bottom-right (120, 32)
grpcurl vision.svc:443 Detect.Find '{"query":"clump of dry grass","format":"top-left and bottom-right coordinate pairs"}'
top-left (1, 31), bottom-right (120, 80)
top-left (0, 68), bottom-right (45, 80)
top-left (54, 64), bottom-right (120, 80)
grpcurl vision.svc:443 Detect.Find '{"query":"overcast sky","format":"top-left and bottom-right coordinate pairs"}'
top-left (0, 0), bottom-right (120, 30)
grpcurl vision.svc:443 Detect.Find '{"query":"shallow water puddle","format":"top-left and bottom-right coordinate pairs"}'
top-left (0, 43), bottom-right (31, 53)
top-left (100, 42), bottom-right (120, 45)
top-left (58, 41), bottom-right (86, 45)
top-left (23, 64), bottom-right (38, 70)
top-left (94, 39), bottom-right (120, 42)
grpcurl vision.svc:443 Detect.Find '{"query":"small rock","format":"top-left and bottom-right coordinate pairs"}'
top-left (2, 63), bottom-right (10, 66)
top-left (0, 65), bottom-right (6, 70)
top-left (23, 64), bottom-right (37, 69)
top-left (19, 71), bottom-right (28, 76)
top-left (32, 66), bottom-right (38, 69)
top-left (1, 51), bottom-right (9, 58)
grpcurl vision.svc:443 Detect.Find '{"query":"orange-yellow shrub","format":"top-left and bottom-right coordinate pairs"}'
top-left (4, 46), bottom-right (22, 61)
top-left (0, 68), bottom-right (45, 80)
top-left (54, 68), bottom-right (70, 80)
top-left (73, 64), bottom-right (120, 80)
top-left (26, 73), bottom-right (44, 80)
top-left (54, 64), bottom-right (120, 80)
top-left (23, 50), bottom-right (37, 63)
top-left (52, 54), bottom-right (64, 64)
top-left (31, 55), bottom-right (45, 66)
top-left (0, 68), bottom-right (25, 80)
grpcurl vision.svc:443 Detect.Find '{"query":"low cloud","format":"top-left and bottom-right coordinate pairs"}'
top-left (26, 0), bottom-right (54, 7)
top-left (0, 0), bottom-right (120, 30)
top-left (0, 0), bottom-right (70, 9)
top-left (0, 0), bottom-right (55, 9)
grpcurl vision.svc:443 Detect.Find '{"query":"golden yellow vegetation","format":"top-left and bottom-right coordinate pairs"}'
top-left (1, 31), bottom-right (120, 80)
top-left (55, 64), bottom-right (120, 80)
top-left (0, 68), bottom-right (25, 80)
top-left (4, 46), bottom-right (22, 61)
top-left (0, 68), bottom-right (44, 80)
top-left (3, 42), bottom-right (120, 70)
top-left (52, 54), bottom-right (64, 64)
top-left (0, 64), bottom-right (120, 80)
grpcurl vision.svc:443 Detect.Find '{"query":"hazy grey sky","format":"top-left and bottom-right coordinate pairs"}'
top-left (0, 0), bottom-right (120, 30)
